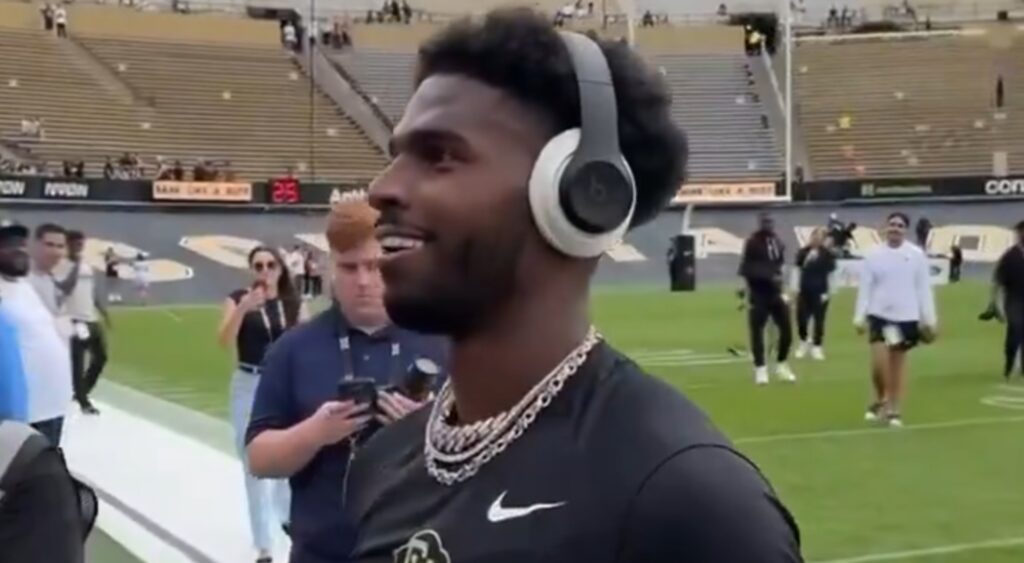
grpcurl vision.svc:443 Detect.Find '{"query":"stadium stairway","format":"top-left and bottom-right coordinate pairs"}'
top-left (332, 23), bottom-right (781, 184)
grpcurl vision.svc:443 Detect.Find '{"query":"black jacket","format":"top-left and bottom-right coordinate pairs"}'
top-left (739, 231), bottom-right (786, 303)
top-left (795, 246), bottom-right (837, 296)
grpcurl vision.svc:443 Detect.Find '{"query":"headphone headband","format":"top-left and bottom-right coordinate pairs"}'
top-left (558, 32), bottom-right (622, 164)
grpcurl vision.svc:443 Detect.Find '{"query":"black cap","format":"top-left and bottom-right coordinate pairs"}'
top-left (0, 220), bottom-right (28, 241)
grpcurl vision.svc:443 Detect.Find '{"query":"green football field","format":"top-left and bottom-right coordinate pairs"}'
top-left (95, 280), bottom-right (1024, 562)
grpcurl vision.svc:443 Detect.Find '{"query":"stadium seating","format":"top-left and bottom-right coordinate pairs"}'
top-left (654, 53), bottom-right (782, 182)
top-left (336, 22), bottom-right (780, 183)
top-left (0, 2), bottom-right (386, 182)
top-left (0, 27), bottom-right (148, 177)
top-left (77, 35), bottom-right (385, 181)
top-left (795, 35), bottom-right (1021, 179)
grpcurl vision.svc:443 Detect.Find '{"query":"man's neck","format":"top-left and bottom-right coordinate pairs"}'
top-left (449, 282), bottom-right (590, 425)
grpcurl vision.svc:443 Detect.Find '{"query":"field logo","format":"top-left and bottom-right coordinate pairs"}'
top-left (981, 384), bottom-right (1024, 411)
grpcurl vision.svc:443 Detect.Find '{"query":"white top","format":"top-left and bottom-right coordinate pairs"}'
top-left (134, 259), bottom-right (149, 279)
top-left (854, 242), bottom-right (937, 327)
top-left (59, 261), bottom-right (97, 322)
top-left (55, 7), bottom-right (66, 24)
top-left (27, 270), bottom-right (60, 315)
top-left (0, 278), bottom-right (73, 423)
top-left (287, 250), bottom-right (305, 276)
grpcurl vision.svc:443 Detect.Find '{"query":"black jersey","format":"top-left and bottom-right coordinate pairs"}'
top-left (346, 342), bottom-right (802, 563)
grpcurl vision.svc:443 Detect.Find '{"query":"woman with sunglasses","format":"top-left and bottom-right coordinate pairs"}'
top-left (792, 227), bottom-right (838, 361)
top-left (218, 246), bottom-right (304, 563)
top-left (854, 212), bottom-right (938, 428)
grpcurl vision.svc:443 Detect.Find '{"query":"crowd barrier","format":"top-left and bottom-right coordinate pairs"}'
top-left (0, 176), bottom-right (365, 208)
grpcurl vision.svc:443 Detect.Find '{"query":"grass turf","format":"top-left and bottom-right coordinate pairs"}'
top-left (102, 281), bottom-right (1024, 562)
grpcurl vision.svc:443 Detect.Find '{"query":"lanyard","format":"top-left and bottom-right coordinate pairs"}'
top-left (258, 300), bottom-right (286, 342)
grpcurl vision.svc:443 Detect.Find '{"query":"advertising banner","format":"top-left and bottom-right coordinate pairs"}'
top-left (153, 181), bottom-right (253, 203)
top-left (794, 176), bottom-right (1024, 202)
top-left (671, 182), bottom-right (787, 205)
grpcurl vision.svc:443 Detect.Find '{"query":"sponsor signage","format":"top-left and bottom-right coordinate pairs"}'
top-left (672, 182), bottom-right (786, 204)
top-left (43, 180), bottom-right (90, 199)
top-left (0, 178), bottom-right (27, 198)
top-left (796, 176), bottom-right (1024, 202)
top-left (984, 177), bottom-right (1024, 196)
top-left (152, 181), bottom-right (253, 203)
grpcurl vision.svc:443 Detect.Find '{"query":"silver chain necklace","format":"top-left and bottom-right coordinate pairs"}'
top-left (424, 326), bottom-right (602, 486)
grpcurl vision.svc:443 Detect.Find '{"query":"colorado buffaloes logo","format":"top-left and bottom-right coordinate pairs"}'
top-left (393, 530), bottom-right (451, 563)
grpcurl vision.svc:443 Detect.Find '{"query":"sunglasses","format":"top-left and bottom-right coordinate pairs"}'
top-left (253, 261), bottom-right (278, 272)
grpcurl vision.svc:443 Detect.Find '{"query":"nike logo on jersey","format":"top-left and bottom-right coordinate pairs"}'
top-left (487, 491), bottom-right (566, 523)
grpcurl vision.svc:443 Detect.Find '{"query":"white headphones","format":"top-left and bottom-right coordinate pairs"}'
top-left (527, 32), bottom-right (637, 259)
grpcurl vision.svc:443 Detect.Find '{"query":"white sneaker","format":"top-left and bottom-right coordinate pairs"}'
top-left (754, 366), bottom-right (769, 385)
top-left (775, 363), bottom-right (797, 383)
top-left (794, 341), bottom-right (810, 359)
top-left (811, 346), bottom-right (826, 361)
top-left (887, 416), bottom-right (904, 428)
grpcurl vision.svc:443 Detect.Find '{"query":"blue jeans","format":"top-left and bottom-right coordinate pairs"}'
top-left (31, 417), bottom-right (64, 447)
top-left (230, 369), bottom-right (290, 553)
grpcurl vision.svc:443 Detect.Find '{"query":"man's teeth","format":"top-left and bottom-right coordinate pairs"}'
top-left (381, 236), bottom-right (424, 252)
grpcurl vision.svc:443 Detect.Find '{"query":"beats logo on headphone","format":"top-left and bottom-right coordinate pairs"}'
top-left (528, 31), bottom-right (637, 259)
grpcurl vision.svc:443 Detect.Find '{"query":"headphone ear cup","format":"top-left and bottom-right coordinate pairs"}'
top-left (528, 129), bottom-right (635, 258)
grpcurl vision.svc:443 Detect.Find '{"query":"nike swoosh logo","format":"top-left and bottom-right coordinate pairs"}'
top-left (487, 491), bottom-right (566, 523)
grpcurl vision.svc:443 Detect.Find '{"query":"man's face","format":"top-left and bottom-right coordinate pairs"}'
top-left (759, 215), bottom-right (775, 234)
top-left (885, 215), bottom-right (907, 245)
top-left (33, 231), bottom-right (67, 271)
top-left (331, 239), bottom-right (388, 328)
top-left (369, 75), bottom-right (551, 337)
top-left (0, 236), bottom-right (30, 278)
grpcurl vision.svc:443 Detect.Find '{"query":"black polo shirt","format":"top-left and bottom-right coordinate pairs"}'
top-left (246, 306), bottom-right (448, 562)
top-left (346, 341), bottom-right (802, 563)
top-left (996, 245), bottom-right (1024, 302)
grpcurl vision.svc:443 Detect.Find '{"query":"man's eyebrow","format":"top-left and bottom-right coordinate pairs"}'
top-left (388, 128), bottom-right (472, 157)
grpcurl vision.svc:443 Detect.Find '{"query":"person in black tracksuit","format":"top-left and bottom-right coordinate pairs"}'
top-left (739, 213), bottom-right (796, 385)
top-left (991, 220), bottom-right (1024, 379)
top-left (792, 227), bottom-right (837, 361)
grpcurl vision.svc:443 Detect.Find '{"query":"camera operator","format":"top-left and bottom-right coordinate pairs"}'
top-left (245, 194), bottom-right (448, 563)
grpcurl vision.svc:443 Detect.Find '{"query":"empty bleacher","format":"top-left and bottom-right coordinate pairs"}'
top-left (794, 35), bottom-right (1019, 180)
top-left (335, 25), bottom-right (781, 183)
top-left (77, 35), bottom-right (385, 181)
top-left (0, 27), bottom-right (152, 177)
top-left (0, 3), bottom-right (386, 182)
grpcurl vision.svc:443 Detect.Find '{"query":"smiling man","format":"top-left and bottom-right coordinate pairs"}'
top-left (345, 9), bottom-right (802, 563)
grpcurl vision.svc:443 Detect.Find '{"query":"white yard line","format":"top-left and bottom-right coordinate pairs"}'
top-left (735, 415), bottom-right (1024, 445)
top-left (816, 535), bottom-right (1024, 563)
top-left (160, 309), bottom-right (184, 322)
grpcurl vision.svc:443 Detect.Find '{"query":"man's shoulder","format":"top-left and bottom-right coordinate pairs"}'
top-left (580, 344), bottom-right (732, 468)
top-left (392, 327), bottom-right (450, 360)
top-left (272, 309), bottom-right (335, 350)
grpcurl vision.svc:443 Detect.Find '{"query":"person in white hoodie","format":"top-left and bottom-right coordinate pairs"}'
top-left (854, 212), bottom-right (937, 428)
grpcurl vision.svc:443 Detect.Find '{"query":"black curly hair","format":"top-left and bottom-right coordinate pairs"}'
top-left (415, 8), bottom-right (688, 230)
